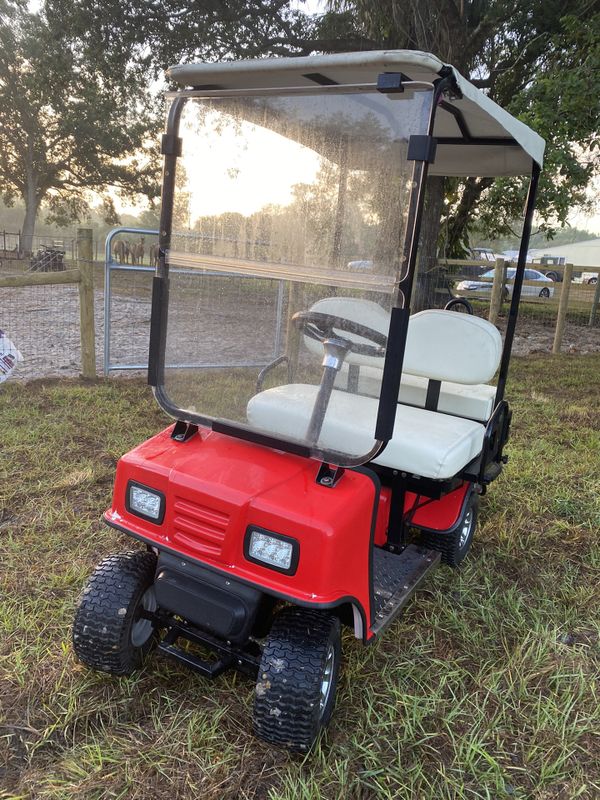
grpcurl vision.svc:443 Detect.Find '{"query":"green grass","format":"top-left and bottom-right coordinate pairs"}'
top-left (1, 357), bottom-right (599, 799)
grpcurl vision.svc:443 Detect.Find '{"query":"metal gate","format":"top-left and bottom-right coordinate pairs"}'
top-left (103, 227), bottom-right (286, 376)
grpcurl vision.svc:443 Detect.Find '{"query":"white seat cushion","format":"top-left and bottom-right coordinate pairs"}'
top-left (247, 384), bottom-right (485, 479)
top-left (334, 364), bottom-right (497, 421)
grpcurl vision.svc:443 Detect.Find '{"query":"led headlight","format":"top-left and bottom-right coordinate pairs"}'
top-left (245, 527), bottom-right (298, 575)
top-left (126, 481), bottom-right (165, 524)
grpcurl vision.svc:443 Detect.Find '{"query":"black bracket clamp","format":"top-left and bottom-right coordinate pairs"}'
top-left (377, 72), bottom-right (406, 94)
top-left (161, 133), bottom-right (183, 157)
top-left (407, 135), bottom-right (437, 163)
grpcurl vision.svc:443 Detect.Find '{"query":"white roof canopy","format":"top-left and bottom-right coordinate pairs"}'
top-left (168, 50), bottom-right (545, 178)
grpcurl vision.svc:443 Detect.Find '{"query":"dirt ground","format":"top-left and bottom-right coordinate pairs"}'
top-left (2, 282), bottom-right (600, 381)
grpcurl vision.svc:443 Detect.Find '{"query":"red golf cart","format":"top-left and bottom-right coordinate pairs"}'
top-left (73, 51), bottom-right (545, 751)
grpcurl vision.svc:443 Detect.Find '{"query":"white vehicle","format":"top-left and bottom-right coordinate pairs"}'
top-left (581, 272), bottom-right (598, 285)
top-left (458, 267), bottom-right (554, 299)
top-left (347, 259), bottom-right (374, 270)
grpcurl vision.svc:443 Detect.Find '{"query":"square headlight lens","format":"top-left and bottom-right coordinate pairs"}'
top-left (128, 484), bottom-right (163, 521)
top-left (248, 530), bottom-right (294, 571)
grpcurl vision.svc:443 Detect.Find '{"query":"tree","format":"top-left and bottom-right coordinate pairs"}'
top-left (0, 5), bottom-right (161, 250)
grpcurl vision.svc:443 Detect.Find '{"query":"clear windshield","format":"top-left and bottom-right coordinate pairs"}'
top-left (159, 87), bottom-right (433, 464)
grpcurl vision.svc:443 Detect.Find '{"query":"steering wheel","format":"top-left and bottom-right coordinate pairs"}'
top-left (293, 311), bottom-right (386, 358)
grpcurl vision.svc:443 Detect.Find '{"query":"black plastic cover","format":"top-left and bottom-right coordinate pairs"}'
top-left (161, 133), bottom-right (183, 157)
top-left (154, 553), bottom-right (262, 644)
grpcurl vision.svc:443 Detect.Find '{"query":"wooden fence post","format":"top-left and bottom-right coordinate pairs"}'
top-left (552, 262), bottom-right (573, 354)
top-left (589, 271), bottom-right (600, 327)
top-left (488, 258), bottom-right (506, 325)
top-left (285, 282), bottom-right (304, 381)
top-left (77, 228), bottom-right (96, 379)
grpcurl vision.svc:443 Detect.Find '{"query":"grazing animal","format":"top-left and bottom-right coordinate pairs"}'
top-left (149, 243), bottom-right (159, 268)
top-left (130, 237), bottom-right (145, 264)
top-left (113, 239), bottom-right (130, 264)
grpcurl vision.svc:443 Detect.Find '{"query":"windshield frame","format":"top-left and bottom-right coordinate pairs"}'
top-left (148, 79), bottom-right (443, 465)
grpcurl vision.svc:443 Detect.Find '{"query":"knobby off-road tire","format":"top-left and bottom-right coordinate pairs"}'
top-left (72, 550), bottom-right (158, 675)
top-left (253, 607), bottom-right (341, 752)
top-left (420, 493), bottom-right (479, 567)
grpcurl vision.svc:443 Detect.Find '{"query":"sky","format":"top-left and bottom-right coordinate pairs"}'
top-left (178, 108), bottom-right (321, 219)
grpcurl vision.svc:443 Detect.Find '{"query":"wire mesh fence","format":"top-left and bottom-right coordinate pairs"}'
top-left (1, 282), bottom-right (83, 379)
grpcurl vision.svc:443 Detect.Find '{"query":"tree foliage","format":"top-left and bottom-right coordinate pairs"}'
top-left (0, 3), bottom-right (160, 248)
top-left (325, 0), bottom-right (600, 251)
top-left (4, 0), bottom-right (597, 254)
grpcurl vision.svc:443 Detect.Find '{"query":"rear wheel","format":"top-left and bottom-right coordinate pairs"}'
top-left (253, 607), bottom-right (341, 752)
top-left (72, 550), bottom-right (158, 675)
top-left (588, 276), bottom-right (598, 285)
top-left (420, 493), bottom-right (479, 567)
top-left (539, 287), bottom-right (550, 298)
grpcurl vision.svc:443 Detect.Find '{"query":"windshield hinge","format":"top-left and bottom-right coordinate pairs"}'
top-left (171, 420), bottom-right (199, 442)
top-left (316, 462), bottom-right (345, 488)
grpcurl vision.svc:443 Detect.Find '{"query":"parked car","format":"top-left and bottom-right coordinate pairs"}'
top-left (581, 272), bottom-right (598, 285)
top-left (457, 267), bottom-right (554, 299)
top-left (347, 259), bottom-right (374, 270)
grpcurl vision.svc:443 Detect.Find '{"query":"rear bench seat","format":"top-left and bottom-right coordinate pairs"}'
top-left (304, 298), bottom-right (499, 422)
top-left (247, 308), bottom-right (503, 479)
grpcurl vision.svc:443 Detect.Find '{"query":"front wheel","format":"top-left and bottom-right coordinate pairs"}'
top-left (588, 276), bottom-right (598, 285)
top-left (253, 607), bottom-right (341, 752)
top-left (539, 287), bottom-right (550, 298)
top-left (420, 492), bottom-right (479, 567)
top-left (72, 550), bottom-right (158, 675)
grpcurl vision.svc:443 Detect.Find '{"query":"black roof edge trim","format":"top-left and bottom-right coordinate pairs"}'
top-left (436, 136), bottom-right (520, 147)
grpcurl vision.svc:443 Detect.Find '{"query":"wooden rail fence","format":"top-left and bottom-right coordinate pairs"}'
top-left (443, 258), bottom-right (600, 353)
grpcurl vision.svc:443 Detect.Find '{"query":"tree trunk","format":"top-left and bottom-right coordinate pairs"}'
top-left (21, 173), bottom-right (40, 254)
top-left (412, 175), bottom-right (445, 312)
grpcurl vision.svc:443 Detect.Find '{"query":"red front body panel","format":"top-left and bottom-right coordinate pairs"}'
top-left (106, 425), bottom-right (472, 641)
top-left (105, 425), bottom-right (378, 637)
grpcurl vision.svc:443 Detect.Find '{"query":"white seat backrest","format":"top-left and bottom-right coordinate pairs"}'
top-left (303, 297), bottom-right (391, 368)
top-left (404, 310), bottom-right (502, 385)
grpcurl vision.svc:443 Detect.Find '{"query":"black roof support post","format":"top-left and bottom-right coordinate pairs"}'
top-left (375, 78), bottom-right (450, 444)
top-left (494, 162), bottom-right (541, 406)
top-left (148, 96), bottom-right (186, 390)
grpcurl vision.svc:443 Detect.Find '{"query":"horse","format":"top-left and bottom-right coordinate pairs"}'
top-left (113, 239), bottom-right (130, 264)
top-left (149, 243), bottom-right (159, 268)
top-left (130, 237), bottom-right (145, 264)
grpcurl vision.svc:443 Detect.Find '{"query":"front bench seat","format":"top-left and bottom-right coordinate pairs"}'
top-left (247, 309), bottom-right (503, 479)
top-left (247, 384), bottom-right (485, 479)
